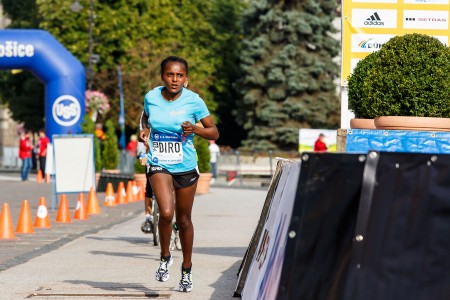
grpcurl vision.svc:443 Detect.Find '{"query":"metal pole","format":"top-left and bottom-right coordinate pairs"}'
top-left (87, 0), bottom-right (94, 89)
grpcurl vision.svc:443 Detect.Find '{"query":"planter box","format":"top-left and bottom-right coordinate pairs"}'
top-left (345, 129), bottom-right (450, 154)
top-left (97, 172), bottom-right (134, 192)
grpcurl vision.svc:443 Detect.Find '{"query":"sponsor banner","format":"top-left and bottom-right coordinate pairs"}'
top-left (404, 0), bottom-right (449, 4)
top-left (403, 10), bottom-right (449, 30)
top-left (351, 34), bottom-right (395, 53)
top-left (242, 161), bottom-right (301, 300)
top-left (52, 95), bottom-right (81, 127)
top-left (353, 0), bottom-right (398, 2)
top-left (434, 35), bottom-right (449, 45)
top-left (352, 9), bottom-right (398, 28)
top-left (341, 0), bottom-right (450, 86)
top-left (0, 41), bottom-right (34, 58)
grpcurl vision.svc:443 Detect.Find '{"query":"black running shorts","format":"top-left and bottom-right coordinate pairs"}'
top-left (144, 169), bottom-right (153, 198)
top-left (146, 165), bottom-right (200, 189)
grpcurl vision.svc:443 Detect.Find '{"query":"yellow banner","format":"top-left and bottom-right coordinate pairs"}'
top-left (341, 0), bottom-right (449, 86)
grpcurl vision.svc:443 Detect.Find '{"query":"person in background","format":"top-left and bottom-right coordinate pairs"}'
top-left (126, 134), bottom-right (138, 156)
top-left (208, 140), bottom-right (220, 184)
top-left (137, 113), bottom-right (155, 234)
top-left (37, 129), bottom-right (50, 180)
top-left (19, 130), bottom-right (33, 181)
top-left (314, 133), bottom-right (328, 152)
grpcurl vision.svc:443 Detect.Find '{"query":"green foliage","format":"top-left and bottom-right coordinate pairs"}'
top-left (348, 33), bottom-right (450, 118)
top-left (347, 52), bottom-right (378, 118)
top-left (134, 156), bottom-right (146, 174)
top-left (194, 135), bottom-right (211, 173)
top-left (2, 0), bottom-right (243, 145)
top-left (235, 0), bottom-right (341, 151)
top-left (0, 71), bottom-right (44, 131)
top-left (81, 115), bottom-right (102, 172)
top-left (102, 120), bottom-right (119, 170)
top-left (134, 130), bottom-right (146, 174)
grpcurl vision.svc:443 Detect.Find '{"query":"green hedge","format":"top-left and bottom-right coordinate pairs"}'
top-left (348, 33), bottom-right (450, 118)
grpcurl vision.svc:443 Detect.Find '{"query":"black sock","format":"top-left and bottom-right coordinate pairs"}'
top-left (182, 263), bottom-right (192, 273)
top-left (162, 254), bottom-right (171, 262)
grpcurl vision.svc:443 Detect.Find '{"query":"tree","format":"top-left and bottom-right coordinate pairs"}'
top-left (235, 0), bottom-right (341, 151)
top-left (0, 0), bottom-right (43, 131)
top-left (194, 135), bottom-right (211, 173)
top-left (102, 119), bottom-right (119, 170)
top-left (0, 71), bottom-right (44, 132)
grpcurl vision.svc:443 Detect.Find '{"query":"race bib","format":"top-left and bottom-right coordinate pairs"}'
top-left (151, 132), bottom-right (183, 164)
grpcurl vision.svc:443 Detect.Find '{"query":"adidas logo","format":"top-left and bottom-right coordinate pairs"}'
top-left (364, 12), bottom-right (384, 26)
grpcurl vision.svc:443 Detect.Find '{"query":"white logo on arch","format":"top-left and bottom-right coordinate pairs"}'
top-left (52, 95), bottom-right (81, 126)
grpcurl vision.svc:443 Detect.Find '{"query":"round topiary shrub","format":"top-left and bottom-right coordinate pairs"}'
top-left (347, 33), bottom-right (450, 118)
top-left (347, 51), bottom-right (379, 118)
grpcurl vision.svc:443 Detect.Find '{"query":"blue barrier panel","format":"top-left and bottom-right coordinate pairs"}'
top-left (0, 29), bottom-right (85, 140)
top-left (346, 129), bottom-right (450, 154)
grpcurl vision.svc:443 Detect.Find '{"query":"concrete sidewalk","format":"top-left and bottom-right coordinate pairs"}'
top-left (0, 187), bottom-right (267, 299)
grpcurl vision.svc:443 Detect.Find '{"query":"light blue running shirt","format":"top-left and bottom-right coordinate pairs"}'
top-left (143, 86), bottom-right (210, 173)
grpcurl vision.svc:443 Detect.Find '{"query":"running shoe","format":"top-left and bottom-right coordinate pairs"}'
top-left (179, 267), bottom-right (193, 292)
top-left (141, 219), bottom-right (153, 234)
top-left (155, 255), bottom-right (173, 282)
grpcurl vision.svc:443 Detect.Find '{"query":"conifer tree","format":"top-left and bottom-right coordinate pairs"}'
top-left (235, 0), bottom-right (341, 151)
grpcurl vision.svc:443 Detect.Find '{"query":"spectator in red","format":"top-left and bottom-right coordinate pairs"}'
top-left (314, 133), bottom-right (328, 152)
top-left (37, 129), bottom-right (50, 180)
top-left (126, 134), bottom-right (138, 156)
top-left (19, 130), bottom-right (33, 181)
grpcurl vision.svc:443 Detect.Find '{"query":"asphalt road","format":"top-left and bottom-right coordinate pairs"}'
top-left (0, 173), bottom-right (267, 299)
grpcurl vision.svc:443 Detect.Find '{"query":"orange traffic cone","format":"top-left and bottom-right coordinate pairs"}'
top-left (45, 174), bottom-right (51, 184)
top-left (132, 180), bottom-right (140, 201)
top-left (0, 203), bottom-right (16, 239)
top-left (87, 187), bottom-right (101, 215)
top-left (74, 193), bottom-right (88, 220)
top-left (36, 170), bottom-right (43, 183)
top-left (34, 197), bottom-right (51, 228)
top-left (56, 194), bottom-right (72, 223)
top-left (115, 181), bottom-right (128, 204)
top-left (125, 181), bottom-right (136, 203)
top-left (16, 200), bottom-right (34, 234)
top-left (104, 183), bottom-right (117, 207)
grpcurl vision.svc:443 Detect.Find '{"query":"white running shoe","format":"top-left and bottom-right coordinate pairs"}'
top-left (155, 255), bottom-right (173, 282)
top-left (179, 267), bottom-right (193, 292)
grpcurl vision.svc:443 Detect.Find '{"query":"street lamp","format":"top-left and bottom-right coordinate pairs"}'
top-left (70, 0), bottom-right (94, 90)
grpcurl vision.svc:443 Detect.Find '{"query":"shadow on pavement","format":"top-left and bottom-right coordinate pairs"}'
top-left (193, 247), bottom-right (248, 258)
top-left (86, 235), bottom-right (153, 245)
top-left (209, 260), bottom-right (242, 299)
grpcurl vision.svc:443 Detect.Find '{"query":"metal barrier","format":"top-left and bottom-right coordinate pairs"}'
top-left (217, 150), bottom-right (301, 186)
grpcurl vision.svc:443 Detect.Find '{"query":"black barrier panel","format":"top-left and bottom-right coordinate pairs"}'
top-left (277, 153), bottom-right (366, 300)
top-left (343, 152), bottom-right (450, 300)
top-left (97, 172), bottom-right (134, 192)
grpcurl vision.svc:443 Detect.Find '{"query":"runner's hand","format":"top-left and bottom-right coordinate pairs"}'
top-left (181, 121), bottom-right (194, 136)
top-left (138, 128), bottom-right (150, 146)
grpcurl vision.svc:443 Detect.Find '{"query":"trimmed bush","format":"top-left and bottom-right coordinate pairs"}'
top-left (348, 33), bottom-right (450, 118)
top-left (194, 135), bottom-right (211, 173)
top-left (102, 120), bottom-right (120, 170)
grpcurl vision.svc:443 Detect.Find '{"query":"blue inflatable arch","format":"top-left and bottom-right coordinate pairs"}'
top-left (0, 29), bottom-right (85, 139)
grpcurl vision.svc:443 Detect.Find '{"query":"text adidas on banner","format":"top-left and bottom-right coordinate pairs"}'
top-left (352, 9), bottom-right (397, 28)
top-left (351, 34), bottom-right (395, 53)
top-left (404, 10), bottom-right (448, 30)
